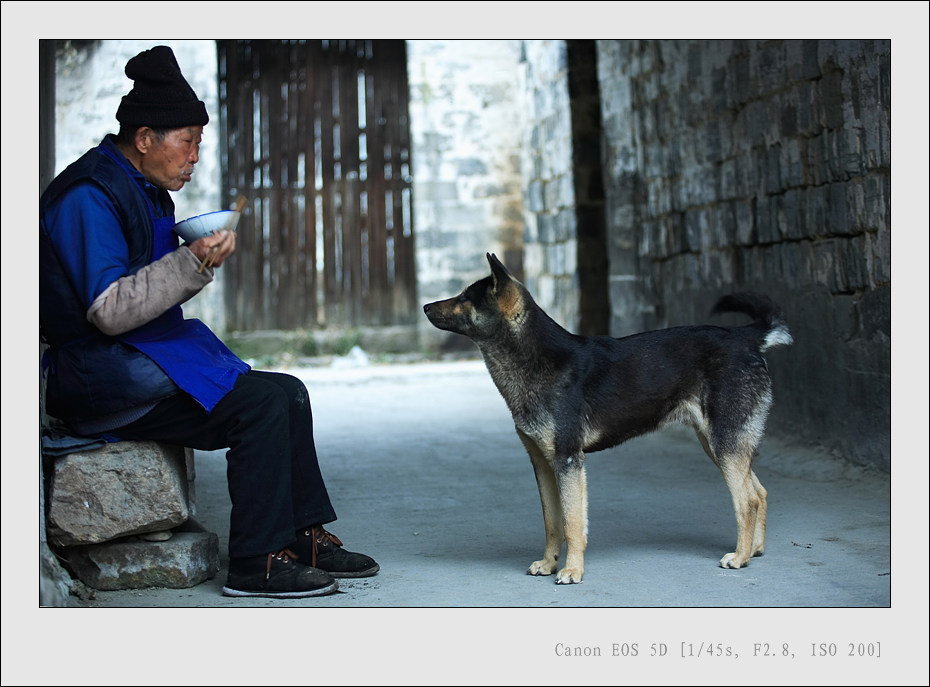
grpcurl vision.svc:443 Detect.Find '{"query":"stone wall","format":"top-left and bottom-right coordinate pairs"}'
top-left (516, 39), bottom-right (612, 337)
top-left (518, 40), bottom-right (581, 331)
top-left (596, 40), bottom-right (891, 469)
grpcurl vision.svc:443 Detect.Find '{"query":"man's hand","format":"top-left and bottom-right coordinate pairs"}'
top-left (190, 230), bottom-right (237, 269)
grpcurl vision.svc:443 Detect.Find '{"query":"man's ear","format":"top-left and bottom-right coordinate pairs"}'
top-left (134, 126), bottom-right (156, 154)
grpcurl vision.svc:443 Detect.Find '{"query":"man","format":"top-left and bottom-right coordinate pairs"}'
top-left (40, 45), bottom-right (378, 598)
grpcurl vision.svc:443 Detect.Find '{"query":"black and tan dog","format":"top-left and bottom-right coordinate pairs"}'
top-left (423, 253), bottom-right (793, 584)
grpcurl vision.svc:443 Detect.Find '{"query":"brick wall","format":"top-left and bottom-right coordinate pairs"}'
top-left (597, 40), bottom-right (891, 469)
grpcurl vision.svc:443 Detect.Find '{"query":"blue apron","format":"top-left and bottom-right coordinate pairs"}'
top-left (100, 148), bottom-right (250, 413)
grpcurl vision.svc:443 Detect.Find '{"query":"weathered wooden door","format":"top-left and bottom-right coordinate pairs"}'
top-left (217, 40), bottom-right (415, 331)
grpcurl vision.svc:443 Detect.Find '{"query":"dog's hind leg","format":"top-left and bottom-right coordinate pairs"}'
top-left (695, 427), bottom-right (767, 566)
top-left (748, 468), bottom-right (768, 557)
top-left (518, 430), bottom-right (563, 577)
top-left (718, 452), bottom-right (764, 568)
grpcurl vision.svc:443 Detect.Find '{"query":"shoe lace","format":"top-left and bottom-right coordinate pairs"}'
top-left (302, 526), bottom-right (343, 567)
top-left (266, 548), bottom-right (298, 580)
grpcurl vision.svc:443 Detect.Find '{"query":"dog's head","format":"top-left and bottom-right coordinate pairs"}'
top-left (423, 253), bottom-right (526, 340)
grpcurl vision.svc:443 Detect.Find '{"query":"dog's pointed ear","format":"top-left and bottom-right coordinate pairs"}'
top-left (487, 253), bottom-right (512, 293)
top-left (487, 252), bottom-right (523, 319)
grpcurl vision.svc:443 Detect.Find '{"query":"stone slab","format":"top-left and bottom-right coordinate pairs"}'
top-left (65, 522), bottom-right (219, 591)
top-left (47, 441), bottom-right (191, 546)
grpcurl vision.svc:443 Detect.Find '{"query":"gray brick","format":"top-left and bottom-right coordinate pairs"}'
top-left (536, 213), bottom-right (555, 243)
top-left (800, 39), bottom-right (822, 80)
top-left (544, 178), bottom-right (562, 211)
top-left (857, 174), bottom-right (888, 232)
top-left (805, 185), bottom-right (829, 238)
top-left (812, 238), bottom-right (841, 292)
top-left (735, 199), bottom-right (755, 245)
top-left (776, 241), bottom-right (815, 286)
top-left (456, 158), bottom-right (488, 176)
top-left (783, 139), bottom-right (804, 188)
top-left (843, 128), bottom-right (866, 177)
top-left (779, 189), bottom-right (804, 240)
top-left (683, 209), bottom-right (702, 252)
top-left (731, 53), bottom-right (751, 106)
top-left (417, 180), bottom-right (459, 202)
top-left (556, 207), bottom-right (577, 242)
top-left (755, 195), bottom-right (777, 244)
top-left (734, 151), bottom-right (759, 197)
top-left (841, 235), bottom-right (870, 290)
top-left (819, 68), bottom-right (845, 130)
top-left (711, 67), bottom-right (729, 114)
top-left (712, 203), bottom-right (736, 248)
top-left (825, 130), bottom-right (847, 180)
top-left (795, 81), bottom-right (818, 136)
top-left (764, 144), bottom-right (783, 195)
top-left (527, 180), bottom-right (545, 213)
top-left (872, 228), bottom-right (891, 285)
top-left (827, 181), bottom-right (853, 236)
top-left (705, 120), bottom-right (723, 163)
top-left (754, 41), bottom-right (788, 96)
top-left (804, 134), bottom-right (827, 186)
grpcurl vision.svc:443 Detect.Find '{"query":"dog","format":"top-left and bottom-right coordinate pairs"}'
top-left (423, 253), bottom-right (793, 584)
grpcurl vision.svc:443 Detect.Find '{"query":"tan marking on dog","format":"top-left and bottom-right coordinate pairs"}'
top-left (450, 301), bottom-right (470, 317)
top-left (663, 397), bottom-right (706, 432)
top-left (496, 281), bottom-right (523, 321)
top-left (581, 415), bottom-right (603, 450)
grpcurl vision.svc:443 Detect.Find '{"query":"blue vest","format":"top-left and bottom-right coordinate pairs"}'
top-left (40, 137), bottom-right (249, 428)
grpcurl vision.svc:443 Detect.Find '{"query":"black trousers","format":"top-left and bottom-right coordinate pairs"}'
top-left (112, 370), bottom-right (337, 558)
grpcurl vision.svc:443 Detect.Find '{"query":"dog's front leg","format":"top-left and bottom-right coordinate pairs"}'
top-left (554, 452), bottom-right (588, 584)
top-left (518, 430), bottom-right (562, 577)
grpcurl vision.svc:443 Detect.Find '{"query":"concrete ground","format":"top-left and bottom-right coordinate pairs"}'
top-left (44, 358), bottom-right (922, 685)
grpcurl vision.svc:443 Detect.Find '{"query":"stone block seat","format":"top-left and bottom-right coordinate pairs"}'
top-left (45, 439), bottom-right (219, 591)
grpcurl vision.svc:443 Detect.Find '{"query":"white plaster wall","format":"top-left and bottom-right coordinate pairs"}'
top-left (406, 40), bottom-right (526, 320)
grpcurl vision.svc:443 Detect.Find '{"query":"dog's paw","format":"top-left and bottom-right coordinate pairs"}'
top-left (527, 560), bottom-right (557, 576)
top-left (719, 552), bottom-right (749, 569)
top-left (556, 567), bottom-right (584, 584)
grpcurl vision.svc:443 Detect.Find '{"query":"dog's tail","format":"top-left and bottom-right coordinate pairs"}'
top-left (712, 293), bottom-right (794, 351)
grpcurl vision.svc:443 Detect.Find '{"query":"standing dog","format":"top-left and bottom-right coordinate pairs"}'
top-left (423, 253), bottom-right (792, 584)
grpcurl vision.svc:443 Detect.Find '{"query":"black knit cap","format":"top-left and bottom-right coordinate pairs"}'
top-left (116, 45), bottom-right (209, 128)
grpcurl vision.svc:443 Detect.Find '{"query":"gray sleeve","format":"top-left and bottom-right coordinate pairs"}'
top-left (87, 246), bottom-right (214, 336)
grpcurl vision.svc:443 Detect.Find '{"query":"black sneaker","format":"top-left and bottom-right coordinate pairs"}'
top-left (291, 526), bottom-right (380, 578)
top-left (222, 549), bottom-right (338, 598)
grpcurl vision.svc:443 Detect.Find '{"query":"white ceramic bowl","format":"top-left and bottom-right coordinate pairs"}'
top-left (173, 210), bottom-right (241, 243)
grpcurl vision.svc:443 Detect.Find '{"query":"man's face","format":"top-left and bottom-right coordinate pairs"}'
top-left (140, 126), bottom-right (203, 191)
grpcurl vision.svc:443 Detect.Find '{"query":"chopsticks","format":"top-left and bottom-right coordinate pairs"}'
top-left (198, 195), bottom-right (247, 273)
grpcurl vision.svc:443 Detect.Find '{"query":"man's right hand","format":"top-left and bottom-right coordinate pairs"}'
top-left (190, 230), bottom-right (237, 268)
